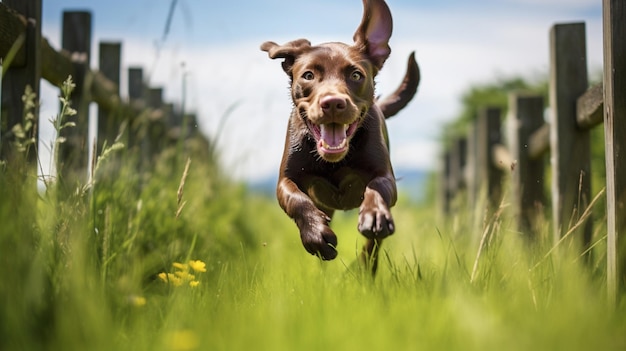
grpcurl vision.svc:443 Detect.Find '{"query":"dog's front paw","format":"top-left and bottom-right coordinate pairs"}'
top-left (358, 193), bottom-right (395, 239)
top-left (300, 213), bottom-right (338, 260)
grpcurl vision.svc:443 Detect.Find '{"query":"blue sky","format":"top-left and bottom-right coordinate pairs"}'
top-left (38, 0), bottom-right (603, 181)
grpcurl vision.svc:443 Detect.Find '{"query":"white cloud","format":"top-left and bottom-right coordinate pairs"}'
top-left (391, 138), bottom-right (440, 170)
top-left (37, 1), bottom-right (603, 183)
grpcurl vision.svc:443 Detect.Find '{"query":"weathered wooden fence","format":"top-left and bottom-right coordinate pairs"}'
top-left (0, 0), bottom-right (203, 186)
top-left (441, 0), bottom-right (625, 303)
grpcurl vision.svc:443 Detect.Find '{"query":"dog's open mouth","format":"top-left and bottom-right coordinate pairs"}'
top-left (306, 120), bottom-right (359, 155)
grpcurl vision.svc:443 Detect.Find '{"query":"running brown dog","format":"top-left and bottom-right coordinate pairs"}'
top-left (261, 0), bottom-right (419, 273)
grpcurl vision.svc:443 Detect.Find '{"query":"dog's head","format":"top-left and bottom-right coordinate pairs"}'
top-left (261, 0), bottom-right (393, 162)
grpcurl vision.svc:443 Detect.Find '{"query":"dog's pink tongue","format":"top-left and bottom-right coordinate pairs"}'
top-left (320, 123), bottom-right (346, 148)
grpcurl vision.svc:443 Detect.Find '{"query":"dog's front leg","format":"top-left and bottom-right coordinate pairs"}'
top-left (358, 175), bottom-right (396, 273)
top-left (358, 175), bottom-right (396, 239)
top-left (277, 177), bottom-right (338, 260)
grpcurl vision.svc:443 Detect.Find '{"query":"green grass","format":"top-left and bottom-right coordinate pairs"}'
top-left (2, 170), bottom-right (625, 351)
top-left (1, 82), bottom-right (625, 350)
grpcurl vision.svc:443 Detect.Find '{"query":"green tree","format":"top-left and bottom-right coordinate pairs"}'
top-left (442, 75), bottom-right (548, 148)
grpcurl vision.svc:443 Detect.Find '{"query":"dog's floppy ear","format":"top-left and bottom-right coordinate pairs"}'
top-left (261, 39), bottom-right (312, 76)
top-left (353, 0), bottom-right (393, 71)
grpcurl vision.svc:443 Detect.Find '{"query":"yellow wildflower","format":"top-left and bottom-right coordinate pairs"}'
top-left (159, 260), bottom-right (206, 289)
top-left (172, 262), bottom-right (188, 271)
top-left (167, 273), bottom-right (183, 287)
top-left (174, 270), bottom-right (196, 281)
top-left (188, 260), bottom-right (207, 273)
top-left (158, 272), bottom-right (183, 286)
top-left (129, 295), bottom-right (147, 307)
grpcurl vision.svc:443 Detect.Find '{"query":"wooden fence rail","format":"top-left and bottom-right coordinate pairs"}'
top-left (0, 0), bottom-right (202, 185)
top-left (441, 0), bottom-right (625, 303)
top-left (0, 0), bottom-right (40, 165)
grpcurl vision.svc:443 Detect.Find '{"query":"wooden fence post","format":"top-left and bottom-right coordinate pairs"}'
top-left (549, 23), bottom-right (592, 248)
top-left (97, 41), bottom-right (121, 154)
top-left (164, 102), bottom-right (175, 130)
top-left (0, 0), bottom-right (41, 166)
top-left (440, 138), bottom-right (467, 217)
top-left (147, 87), bottom-right (166, 158)
top-left (57, 11), bottom-right (92, 186)
top-left (603, 0), bottom-right (626, 303)
top-left (148, 88), bottom-right (163, 110)
top-left (451, 137), bottom-right (467, 194)
top-left (466, 123), bottom-right (478, 213)
top-left (128, 67), bottom-right (144, 100)
top-left (476, 107), bottom-right (503, 212)
top-left (508, 94), bottom-right (546, 237)
top-left (127, 67), bottom-right (144, 151)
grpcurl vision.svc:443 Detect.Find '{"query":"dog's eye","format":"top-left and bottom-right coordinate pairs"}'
top-left (350, 71), bottom-right (363, 81)
top-left (302, 71), bottom-right (315, 80)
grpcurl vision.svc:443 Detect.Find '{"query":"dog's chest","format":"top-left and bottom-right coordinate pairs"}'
top-left (302, 166), bottom-right (370, 211)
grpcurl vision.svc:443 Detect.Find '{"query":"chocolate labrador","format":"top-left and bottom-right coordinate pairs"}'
top-left (261, 0), bottom-right (419, 273)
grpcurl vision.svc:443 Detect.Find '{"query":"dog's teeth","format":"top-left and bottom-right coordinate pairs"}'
top-left (322, 139), bottom-right (347, 150)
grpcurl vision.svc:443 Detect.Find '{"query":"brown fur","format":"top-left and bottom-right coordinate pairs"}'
top-left (261, 0), bottom-right (419, 274)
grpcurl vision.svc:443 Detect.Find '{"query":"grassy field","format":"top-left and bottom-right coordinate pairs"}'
top-left (2, 160), bottom-right (625, 350)
top-left (1, 84), bottom-right (625, 350)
